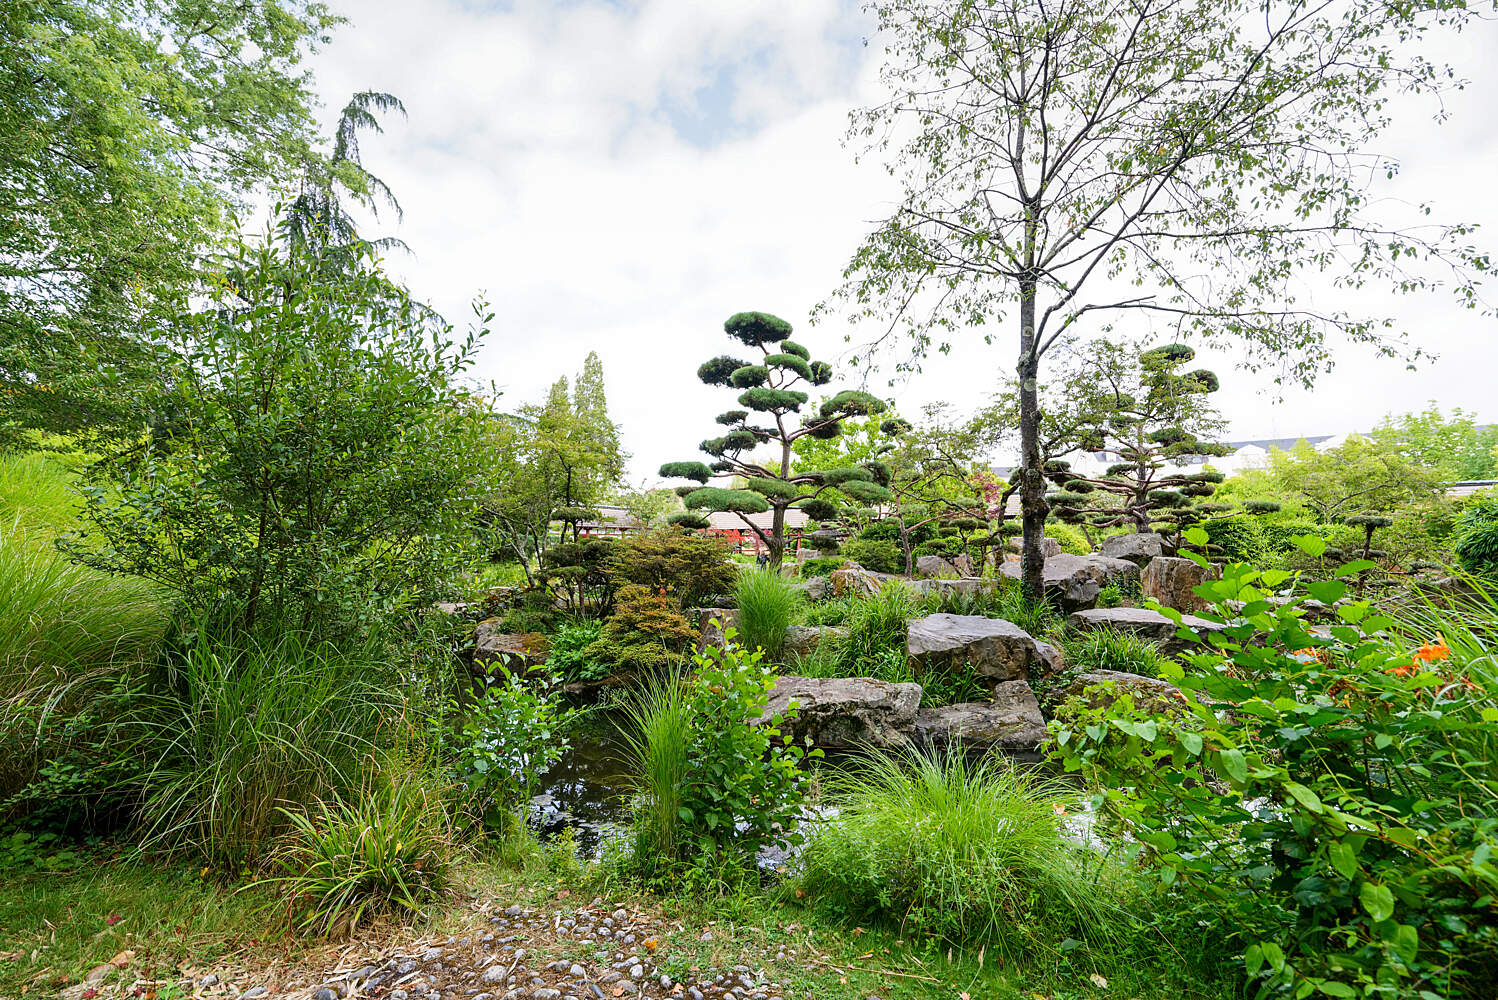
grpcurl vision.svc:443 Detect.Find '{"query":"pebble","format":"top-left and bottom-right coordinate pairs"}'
top-left (568, 963), bottom-right (586, 979)
top-left (482, 966), bottom-right (509, 983)
top-left (629, 964), bottom-right (644, 979)
top-left (531, 990), bottom-right (562, 1000)
top-left (244, 989), bottom-right (267, 999)
top-left (200, 974), bottom-right (219, 988)
top-left (314, 990), bottom-right (339, 1000)
top-left (505, 905), bottom-right (524, 916)
top-left (423, 948), bottom-right (445, 962)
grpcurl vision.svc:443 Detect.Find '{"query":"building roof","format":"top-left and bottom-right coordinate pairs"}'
top-left (707, 508), bottom-right (810, 533)
top-left (1224, 434), bottom-right (1336, 452)
top-left (1447, 481), bottom-right (1498, 499)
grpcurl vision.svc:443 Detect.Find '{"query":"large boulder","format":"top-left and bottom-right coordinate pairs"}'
top-left (799, 575), bottom-right (830, 602)
top-left (910, 577), bottom-right (1000, 599)
top-left (1099, 531), bottom-right (1165, 566)
top-left (757, 676), bottom-right (923, 750)
top-left (1064, 669), bottom-right (1183, 714)
top-left (913, 680), bottom-right (1048, 758)
top-left (473, 622), bottom-right (548, 669)
top-left (694, 608), bottom-right (740, 651)
top-left (998, 553), bottom-right (1141, 611)
top-left (1068, 606), bottom-right (1224, 655)
top-left (1006, 536), bottom-right (1063, 558)
top-left (830, 565), bottom-right (893, 598)
top-left (1142, 556), bottom-right (1218, 612)
top-left (907, 613), bottom-right (1060, 683)
top-left (915, 554), bottom-right (974, 579)
top-left (782, 624), bottom-right (847, 659)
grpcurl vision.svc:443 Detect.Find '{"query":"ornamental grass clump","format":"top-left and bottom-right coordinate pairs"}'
top-left (798, 746), bottom-right (1131, 959)
top-left (734, 567), bottom-right (802, 659)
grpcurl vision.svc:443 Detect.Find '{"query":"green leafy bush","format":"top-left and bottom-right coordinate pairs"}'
top-left (450, 665), bottom-right (574, 832)
top-left (1044, 521), bottom-right (1091, 554)
top-left (735, 568), bottom-right (802, 659)
top-left (840, 584), bottom-right (917, 671)
top-left (584, 584), bottom-right (696, 673)
top-left (545, 620), bottom-right (607, 683)
top-left (265, 773), bottom-right (455, 936)
top-left (1200, 515), bottom-right (1264, 562)
top-left (798, 747), bottom-right (1131, 958)
top-left (607, 528), bottom-right (736, 608)
top-left (841, 538), bottom-right (903, 574)
top-left (800, 596), bottom-right (853, 626)
top-left (1454, 490), bottom-right (1498, 578)
top-left (1052, 538), bottom-right (1498, 999)
top-left (625, 635), bottom-right (813, 879)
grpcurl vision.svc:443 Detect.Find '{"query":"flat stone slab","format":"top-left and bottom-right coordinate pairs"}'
top-left (914, 680), bottom-right (1048, 757)
top-left (1068, 606), bottom-right (1223, 654)
top-left (473, 622), bottom-right (547, 668)
top-left (758, 675), bottom-right (922, 750)
top-left (907, 613), bottom-right (1059, 682)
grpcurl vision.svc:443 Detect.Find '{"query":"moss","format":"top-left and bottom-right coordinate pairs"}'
top-left (683, 487), bottom-right (770, 514)
top-left (739, 387), bottom-right (808, 412)
top-left (765, 353), bottom-right (813, 380)
top-left (724, 311), bottom-right (793, 347)
top-left (659, 461), bottom-right (712, 483)
top-left (698, 355), bottom-right (748, 386)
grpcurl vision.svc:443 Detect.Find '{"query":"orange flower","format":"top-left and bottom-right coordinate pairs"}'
top-left (1413, 639), bottom-right (1451, 663)
top-left (1387, 662), bottom-right (1418, 678)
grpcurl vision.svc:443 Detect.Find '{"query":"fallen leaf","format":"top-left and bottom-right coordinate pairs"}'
top-left (1090, 973), bottom-right (1109, 988)
top-left (109, 950), bottom-right (135, 968)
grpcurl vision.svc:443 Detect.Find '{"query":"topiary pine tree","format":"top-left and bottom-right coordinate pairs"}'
top-left (1045, 343), bottom-right (1233, 539)
top-left (660, 311), bottom-right (894, 568)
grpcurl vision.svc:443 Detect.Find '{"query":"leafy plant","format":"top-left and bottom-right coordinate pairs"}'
top-left (735, 568), bottom-right (802, 659)
top-left (449, 664), bottom-right (574, 832)
top-left (621, 667), bottom-right (692, 866)
top-left (583, 584), bottom-right (696, 674)
top-left (1053, 530), bottom-right (1498, 999)
top-left (799, 746), bottom-right (1131, 959)
top-left (839, 584), bottom-right (918, 671)
top-left (800, 596), bottom-right (854, 627)
top-left (608, 527), bottom-right (736, 609)
top-left (264, 774), bottom-right (455, 936)
top-left (1059, 627), bottom-right (1170, 678)
top-left (545, 619), bottom-right (607, 683)
top-left (840, 538), bottom-right (903, 574)
top-left (1454, 490), bottom-right (1498, 579)
top-left (799, 557), bottom-right (845, 578)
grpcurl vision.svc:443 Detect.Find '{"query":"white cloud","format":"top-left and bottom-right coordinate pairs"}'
top-left (313, 0), bottom-right (1498, 481)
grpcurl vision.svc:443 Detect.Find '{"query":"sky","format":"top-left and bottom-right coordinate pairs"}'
top-left (311, 0), bottom-right (1498, 483)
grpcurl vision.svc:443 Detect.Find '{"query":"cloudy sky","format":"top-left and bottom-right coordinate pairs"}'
top-left (311, 0), bottom-right (1498, 482)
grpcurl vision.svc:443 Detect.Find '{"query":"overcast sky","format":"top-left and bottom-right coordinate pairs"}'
top-left (311, 0), bottom-right (1498, 482)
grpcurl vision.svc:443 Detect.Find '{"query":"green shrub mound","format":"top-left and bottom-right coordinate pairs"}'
top-left (1454, 491), bottom-right (1498, 577)
top-left (819, 390), bottom-right (886, 418)
top-left (729, 364), bottom-right (770, 388)
top-left (836, 479), bottom-right (892, 504)
top-left (799, 748), bottom-right (1132, 958)
top-left (658, 461), bottom-right (712, 484)
top-left (666, 511), bottom-right (710, 530)
top-left (798, 497), bottom-right (839, 522)
top-left (738, 387), bottom-right (809, 412)
top-left (724, 311), bottom-right (794, 347)
top-left (745, 477), bottom-right (800, 501)
top-left (778, 339), bottom-right (810, 360)
top-left (698, 355), bottom-right (749, 386)
top-left (764, 353), bottom-right (813, 380)
top-left (545, 620), bottom-right (607, 683)
top-left (684, 487), bottom-right (769, 514)
top-left (800, 557), bottom-right (844, 578)
top-left (840, 538), bottom-right (902, 574)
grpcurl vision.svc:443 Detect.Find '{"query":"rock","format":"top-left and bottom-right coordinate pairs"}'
top-left (244, 990), bottom-right (267, 999)
top-left (913, 680), bottom-right (1048, 757)
top-left (757, 676), bottom-right (922, 749)
top-left (695, 608), bottom-right (740, 651)
top-left (1141, 556), bottom-right (1218, 612)
top-left (473, 624), bottom-right (547, 669)
top-left (1099, 531), bottom-right (1165, 566)
top-left (1007, 536), bottom-right (1064, 558)
top-left (998, 553), bottom-right (1140, 611)
top-left (910, 577), bottom-right (1000, 599)
top-left (782, 625), bottom-right (847, 659)
top-left (1064, 669), bottom-right (1183, 713)
top-left (1067, 606), bottom-right (1223, 655)
top-left (915, 554), bottom-right (974, 579)
top-left (906, 614), bottom-right (1061, 682)
top-left (829, 565), bottom-right (893, 598)
top-left (800, 575), bottom-right (829, 602)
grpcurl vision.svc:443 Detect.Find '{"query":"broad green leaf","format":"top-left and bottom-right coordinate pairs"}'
top-left (1304, 580), bottom-right (1347, 604)
top-left (1392, 924), bottom-right (1419, 964)
top-left (1180, 731), bottom-right (1203, 755)
top-left (1183, 525), bottom-right (1209, 547)
top-left (1329, 841), bottom-right (1359, 879)
top-left (1219, 748), bottom-right (1249, 784)
top-left (1294, 534), bottom-right (1327, 557)
top-left (1360, 881), bottom-right (1395, 922)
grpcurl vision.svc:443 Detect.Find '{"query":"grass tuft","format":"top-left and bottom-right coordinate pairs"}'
top-left (735, 568), bottom-right (801, 659)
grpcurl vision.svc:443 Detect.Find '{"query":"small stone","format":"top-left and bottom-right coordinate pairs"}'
top-left (389, 992), bottom-right (408, 1000)
top-left (423, 948), bottom-right (445, 963)
top-left (244, 990), bottom-right (268, 999)
top-left (314, 990), bottom-right (339, 1000)
top-left (569, 964), bottom-right (586, 979)
top-left (660, 975), bottom-right (673, 989)
top-left (351, 965), bottom-right (378, 981)
top-left (200, 974), bottom-right (220, 988)
top-left (700, 932), bottom-right (712, 942)
top-left (612, 908), bottom-right (628, 923)
top-left (629, 965), bottom-right (644, 979)
top-left (532, 990), bottom-right (562, 1000)
top-left (505, 905), bottom-right (524, 917)
top-left (484, 966), bottom-right (509, 983)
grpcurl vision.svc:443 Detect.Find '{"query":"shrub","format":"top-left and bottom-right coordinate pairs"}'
top-left (840, 584), bottom-right (918, 671)
top-left (1053, 535), bottom-right (1498, 999)
top-left (583, 584), bottom-right (695, 673)
top-left (265, 773), bottom-right (455, 936)
top-left (1045, 521), bottom-right (1091, 554)
top-left (545, 619), bottom-right (607, 683)
top-left (608, 528), bottom-right (736, 608)
top-left (798, 747), bottom-right (1130, 958)
top-left (841, 538), bottom-right (903, 574)
top-left (1200, 515), bottom-right (1264, 562)
top-left (735, 568), bottom-right (802, 659)
top-left (799, 556), bottom-right (844, 578)
top-left (449, 664), bottom-right (574, 832)
top-left (130, 627), bottom-right (398, 872)
top-left (1454, 490), bottom-right (1498, 578)
top-left (1060, 627), bottom-right (1169, 678)
top-left (624, 635), bottom-right (812, 880)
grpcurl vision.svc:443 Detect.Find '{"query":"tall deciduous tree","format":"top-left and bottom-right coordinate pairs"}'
top-left (823, 0), bottom-right (1491, 598)
top-left (660, 311), bottom-right (894, 568)
top-left (1372, 404), bottom-right (1498, 482)
top-left (0, 0), bottom-right (339, 448)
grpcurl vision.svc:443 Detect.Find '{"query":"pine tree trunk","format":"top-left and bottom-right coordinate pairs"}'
top-left (1018, 275), bottom-right (1048, 602)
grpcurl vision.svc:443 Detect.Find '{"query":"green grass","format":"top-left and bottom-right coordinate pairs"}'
top-left (1060, 626), bottom-right (1171, 678)
top-left (130, 626), bottom-right (401, 872)
top-left (619, 667), bottom-right (692, 869)
top-left (917, 580), bottom-right (1064, 638)
top-left (735, 568), bottom-right (802, 659)
top-left (798, 746), bottom-right (1135, 962)
top-left (840, 583), bottom-right (918, 670)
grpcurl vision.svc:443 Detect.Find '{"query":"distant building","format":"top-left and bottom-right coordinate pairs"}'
top-left (573, 504), bottom-right (646, 538)
top-left (707, 507), bottom-right (811, 555)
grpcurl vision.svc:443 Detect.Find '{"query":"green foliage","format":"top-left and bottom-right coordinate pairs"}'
top-left (799, 557), bottom-right (845, 578)
top-left (1372, 403), bottom-right (1498, 481)
top-left (607, 527), bottom-right (735, 609)
top-left (834, 479), bottom-right (893, 505)
top-left (584, 584), bottom-right (695, 673)
top-left (659, 462), bottom-right (712, 484)
top-left (1267, 435), bottom-right (1443, 524)
top-left (621, 667), bottom-right (692, 867)
top-left (799, 595), bottom-right (854, 625)
top-left (839, 584), bottom-right (918, 670)
top-left (820, 390), bottom-right (888, 418)
top-left (697, 355), bottom-right (748, 386)
top-left (544, 620), bottom-right (607, 683)
top-left (1202, 515), bottom-right (1265, 563)
top-left (729, 364), bottom-right (770, 388)
top-left (735, 569), bottom-right (803, 659)
top-left (724, 311), bottom-right (794, 346)
top-left (0, 0), bottom-right (337, 448)
top-left (684, 487), bottom-right (769, 515)
top-left (779, 339), bottom-right (810, 360)
top-left (64, 236), bottom-right (492, 638)
top-left (764, 352), bottom-right (814, 380)
top-left (1454, 491), bottom-right (1498, 578)
top-left (798, 747), bottom-right (1131, 957)
top-left (450, 665), bottom-right (573, 831)
top-left (130, 626), bottom-right (398, 872)
top-left (264, 774), bottom-right (454, 936)
top-left (738, 387), bottom-right (809, 412)
top-left (1052, 554), bottom-right (1498, 999)
top-left (841, 538), bottom-right (904, 574)
top-left (1044, 521), bottom-right (1091, 555)
top-left (539, 538), bottom-right (618, 614)
top-left (1060, 628), bottom-right (1169, 678)
top-left (745, 477), bottom-right (801, 501)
